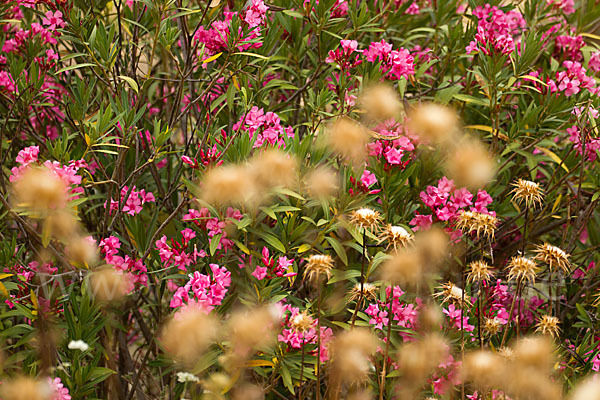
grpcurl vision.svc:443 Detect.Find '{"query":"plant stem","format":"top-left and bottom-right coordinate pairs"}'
top-left (500, 279), bottom-right (522, 348)
top-left (316, 286), bottom-right (322, 400)
top-left (299, 336), bottom-right (305, 400)
top-left (379, 286), bottom-right (394, 400)
top-left (478, 279), bottom-right (483, 350)
top-left (351, 229), bottom-right (368, 328)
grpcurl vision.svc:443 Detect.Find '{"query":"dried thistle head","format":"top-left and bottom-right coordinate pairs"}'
top-left (331, 328), bottom-right (378, 383)
top-left (511, 179), bottom-right (543, 209)
top-left (377, 224), bottom-right (413, 251)
top-left (506, 256), bottom-right (538, 284)
top-left (305, 166), bottom-right (339, 198)
top-left (304, 254), bottom-right (335, 283)
top-left (379, 247), bottom-right (424, 287)
top-left (249, 149), bottom-right (298, 189)
top-left (290, 311), bottom-right (314, 333)
top-left (483, 317), bottom-right (503, 336)
top-left (534, 243), bottom-right (571, 274)
top-left (466, 260), bottom-right (494, 284)
top-left (497, 346), bottom-right (514, 361)
top-left (407, 102), bottom-right (460, 144)
top-left (445, 138), bottom-right (496, 190)
top-left (160, 307), bottom-right (219, 366)
top-left (434, 282), bottom-right (472, 307)
top-left (0, 376), bottom-right (52, 400)
top-left (12, 166), bottom-right (68, 214)
top-left (348, 282), bottom-right (378, 302)
top-left (327, 117), bottom-right (369, 165)
top-left (456, 210), bottom-right (497, 239)
top-left (535, 315), bottom-right (560, 338)
top-left (89, 267), bottom-right (131, 303)
top-left (359, 84), bottom-right (402, 120)
top-left (200, 165), bottom-right (257, 206)
top-left (349, 207), bottom-right (381, 231)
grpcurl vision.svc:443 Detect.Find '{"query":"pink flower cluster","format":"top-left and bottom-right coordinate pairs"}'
top-left (443, 303), bottom-right (474, 332)
top-left (156, 229), bottom-right (207, 271)
top-left (105, 186), bottom-right (155, 216)
top-left (466, 4), bottom-right (526, 56)
top-left (276, 302), bottom-right (333, 362)
top-left (232, 106), bottom-right (294, 148)
top-left (566, 125), bottom-right (600, 162)
top-left (303, 0), bottom-right (348, 17)
top-left (549, 61), bottom-right (596, 97)
top-left (193, 0), bottom-right (267, 62)
top-left (364, 39), bottom-right (415, 80)
top-left (368, 120), bottom-right (416, 167)
top-left (183, 207), bottom-right (242, 253)
top-left (554, 33), bottom-right (585, 61)
top-left (169, 264), bottom-right (231, 312)
top-left (326, 39), bottom-right (363, 70)
top-left (99, 236), bottom-right (148, 290)
top-left (10, 146), bottom-right (86, 199)
top-left (410, 177), bottom-right (494, 234)
top-left (49, 376), bottom-right (71, 400)
top-left (251, 247), bottom-right (295, 280)
top-left (365, 286), bottom-right (420, 341)
top-left (487, 279), bottom-right (545, 327)
top-left (546, 0), bottom-right (575, 14)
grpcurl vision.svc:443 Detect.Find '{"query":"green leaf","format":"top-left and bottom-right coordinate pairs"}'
top-left (118, 75), bottom-right (139, 94)
top-left (325, 236), bottom-right (348, 266)
top-left (259, 233), bottom-right (287, 253)
top-left (54, 63), bottom-right (97, 74)
top-left (210, 234), bottom-right (222, 256)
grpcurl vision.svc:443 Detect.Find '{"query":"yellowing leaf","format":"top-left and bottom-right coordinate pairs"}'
top-left (581, 32), bottom-right (600, 41)
top-left (232, 75), bottom-right (240, 90)
top-left (203, 52), bottom-right (222, 64)
top-left (552, 193), bottom-right (562, 213)
top-left (535, 146), bottom-right (569, 172)
top-left (246, 359), bottom-right (275, 367)
top-left (85, 134), bottom-right (91, 147)
top-left (0, 281), bottom-right (8, 298)
top-left (297, 244), bottom-right (311, 253)
top-left (520, 75), bottom-right (548, 87)
top-left (30, 290), bottom-right (38, 310)
top-left (0, 273), bottom-right (13, 280)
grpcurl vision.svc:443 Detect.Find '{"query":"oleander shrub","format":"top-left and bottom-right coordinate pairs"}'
top-left (1, 0), bottom-right (600, 399)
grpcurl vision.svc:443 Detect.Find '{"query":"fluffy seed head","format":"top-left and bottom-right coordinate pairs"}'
top-left (417, 303), bottom-right (444, 331)
top-left (0, 376), bottom-right (52, 400)
top-left (359, 84), bottom-right (402, 120)
top-left (380, 247), bottom-right (423, 287)
top-left (377, 225), bottom-right (413, 251)
top-left (535, 315), bottom-right (560, 338)
top-left (327, 117), bottom-right (369, 165)
top-left (349, 282), bottom-right (378, 302)
top-left (349, 208), bottom-right (381, 231)
top-left (414, 226), bottom-right (449, 266)
top-left (200, 165), bottom-right (257, 206)
top-left (534, 243), bottom-right (571, 274)
top-left (43, 209), bottom-right (79, 240)
top-left (513, 336), bottom-right (555, 372)
top-left (67, 236), bottom-right (98, 267)
top-left (397, 334), bottom-right (449, 384)
top-left (511, 179), bottom-right (543, 209)
top-left (434, 281), bottom-right (472, 307)
top-left (467, 260), bottom-right (494, 284)
top-left (304, 254), bottom-right (335, 283)
top-left (506, 256), bottom-right (538, 284)
top-left (331, 329), bottom-right (378, 383)
top-left (445, 138), bottom-right (495, 190)
top-left (407, 102), bottom-right (460, 143)
top-left (463, 350), bottom-right (505, 389)
top-left (89, 267), bottom-right (130, 303)
top-left (290, 311), bottom-right (314, 333)
top-left (227, 306), bottom-right (278, 360)
top-left (161, 307), bottom-right (219, 366)
top-left (12, 166), bottom-right (68, 214)
top-left (570, 377), bottom-right (600, 400)
top-left (305, 166), bottom-right (339, 198)
top-left (249, 149), bottom-right (297, 189)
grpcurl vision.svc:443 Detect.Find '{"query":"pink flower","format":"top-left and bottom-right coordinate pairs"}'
top-left (360, 169), bottom-right (377, 188)
top-left (42, 10), bottom-right (66, 30)
top-left (384, 147), bottom-right (403, 164)
top-left (252, 266), bottom-right (268, 280)
top-left (49, 377), bottom-right (71, 400)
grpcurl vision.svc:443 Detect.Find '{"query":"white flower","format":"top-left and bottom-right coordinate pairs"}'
top-left (177, 372), bottom-right (199, 383)
top-left (68, 339), bottom-right (89, 352)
